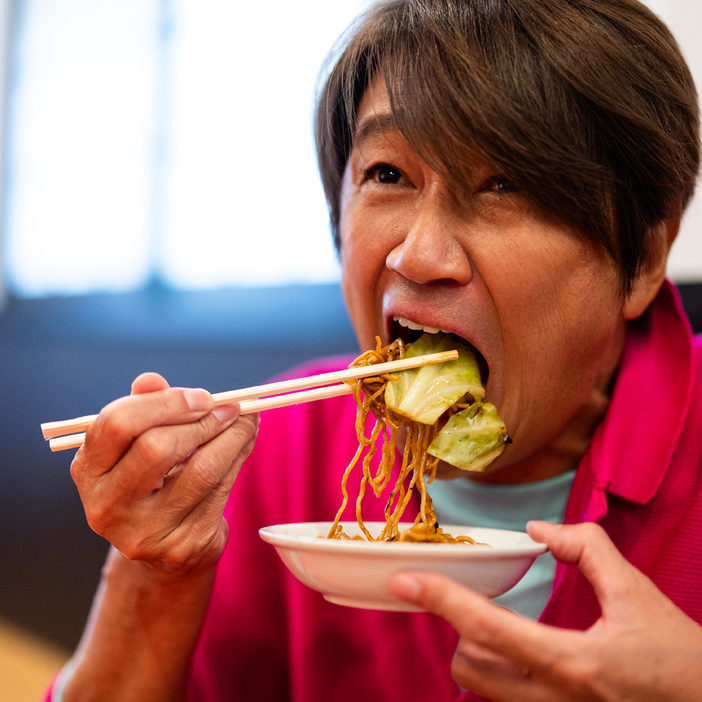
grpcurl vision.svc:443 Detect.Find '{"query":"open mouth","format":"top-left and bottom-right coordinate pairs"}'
top-left (390, 316), bottom-right (489, 386)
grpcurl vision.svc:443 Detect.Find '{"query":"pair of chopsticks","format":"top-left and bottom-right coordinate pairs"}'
top-left (41, 350), bottom-right (459, 452)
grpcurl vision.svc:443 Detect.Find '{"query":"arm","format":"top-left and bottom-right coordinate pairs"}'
top-left (389, 521), bottom-right (702, 702)
top-left (60, 373), bottom-right (259, 702)
top-left (62, 548), bottom-right (217, 701)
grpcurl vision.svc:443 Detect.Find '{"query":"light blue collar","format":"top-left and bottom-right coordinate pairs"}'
top-left (427, 469), bottom-right (576, 531)
top-left (427, 470), bottom-right (576, 620)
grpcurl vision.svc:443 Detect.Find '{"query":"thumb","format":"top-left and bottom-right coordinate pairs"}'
top-left (131, 372), bottom-right (170, 395)
top-left (527, 521), bottom-right (649, 615)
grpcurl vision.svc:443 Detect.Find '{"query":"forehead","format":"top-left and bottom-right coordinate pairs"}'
top-left (351, 76), bottom-right (493, 182)
top-left (353, 77), bottom-right (395, 147)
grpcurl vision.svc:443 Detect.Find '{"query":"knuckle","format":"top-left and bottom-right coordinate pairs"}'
top-left (83, 509), bottom-right (102, 535)
top-left (133, 430), bottom-right (170, 468)
top-left (110, 516), bottom-right (220, 573)
top-left (170, 539), bottom-right (206, 569)
top-left (576, 522), bottom-right (613, 556)
top-left (238, 414), bottom-right (259, 440)
top-left (417, 575), bottom-right (458, 616)
top-left (224, 414), bottom-right (259, 447)
top-left (239, 428), bottom-right (259, 459)
top-left (119, 539), bottom-right (149, 562)
top-left (94, 400), bottom-right (132, 441)
top-left (452, 600), bottom-right (495, 643)
top-left (549, 650), bottom-right (600, 695)
top-left (604, 571), bottom-right (637, 601)
top-left (194, 417), bottom-right (220, 447)
top-left (84, 501), bottom-right (118, 538)
top-left (453, 639), bottom-right (473, 666)
top-left (69, 454), bottom-right (88, 486)
top-left (190, 453), bottom-right (225, 493)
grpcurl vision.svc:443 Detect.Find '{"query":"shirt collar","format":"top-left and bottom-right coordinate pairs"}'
top-left (586, 279), bottom-right (694, 504)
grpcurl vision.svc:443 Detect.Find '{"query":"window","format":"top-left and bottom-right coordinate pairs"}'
top-left (5, 0), bottom-right (702, 297)
top-left (5, 0), bottom-right (372, 297)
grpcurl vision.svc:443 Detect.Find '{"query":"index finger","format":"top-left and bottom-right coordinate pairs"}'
top-left (389, 572), bottom-right (569, 669)
top-left (74, 385), bottom-right (217, 475)
top-left (526, 521), bottom-right (655, 617)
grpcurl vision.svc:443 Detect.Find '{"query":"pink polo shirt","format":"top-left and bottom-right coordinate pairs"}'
top-left (183, 280), bottom-right (702, 702)
top-left (543, 280), bottom-right (702, 631)
top-left (45, 281), bottom-right (702, 702)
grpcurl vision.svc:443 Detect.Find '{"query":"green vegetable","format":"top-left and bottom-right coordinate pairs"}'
top-left (385, 333), bottom-right (485, 424)
top-left (427, 401), bottom-right (508, 472)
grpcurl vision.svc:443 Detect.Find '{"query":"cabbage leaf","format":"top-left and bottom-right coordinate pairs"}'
top-left (428, 401), bottom-right (508, 472)
top-left (385, 333), bottom-right (484, 425)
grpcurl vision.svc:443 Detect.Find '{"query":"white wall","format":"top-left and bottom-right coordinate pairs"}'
top-left (0, 0), bottom-right (11, 308)
top-left (0, 0), bottom-right (699, 295)
top-left (645, 0), bottom-right (702, 281)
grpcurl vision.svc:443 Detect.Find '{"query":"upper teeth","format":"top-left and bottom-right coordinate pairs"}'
top-left (393, 316), bottom-right (450, 335)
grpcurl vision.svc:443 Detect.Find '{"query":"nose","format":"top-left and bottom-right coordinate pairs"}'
top-left (385, 195), bottom-right (472, 286)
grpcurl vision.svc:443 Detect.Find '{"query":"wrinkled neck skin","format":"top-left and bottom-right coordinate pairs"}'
top-left (437, 321), bottom-right (626, 485)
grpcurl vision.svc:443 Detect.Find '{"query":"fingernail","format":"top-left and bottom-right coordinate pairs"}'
top-left (389, 573), bottom-right (422, 601)
top-left (212, 404), bottom-right (239, 424)
top-left (184, 388), bottom-right (213, 412)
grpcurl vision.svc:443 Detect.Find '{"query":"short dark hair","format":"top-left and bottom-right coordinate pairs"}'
top-left (315, 0), bottom-right (700, 296)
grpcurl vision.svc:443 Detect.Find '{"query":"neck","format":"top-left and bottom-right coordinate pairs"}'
top-left (455, 323), bottom-right (627, 486)
top-left (462, 381), bottom-right (611, 484)
top-left (408, 319), bottom-right (628, 485)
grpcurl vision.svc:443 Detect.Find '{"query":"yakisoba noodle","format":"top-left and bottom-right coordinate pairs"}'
top-left (327, 338), bottom-right (477, 544)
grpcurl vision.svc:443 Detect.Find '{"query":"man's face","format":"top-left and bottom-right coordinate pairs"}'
top-left (338, 78), bottom-right (629, 481)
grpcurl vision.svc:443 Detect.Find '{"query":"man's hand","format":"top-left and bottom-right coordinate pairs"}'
top-left (389, 521), bottom-right (702, 701)
top-left (71, 372), bottom-right (259, 575)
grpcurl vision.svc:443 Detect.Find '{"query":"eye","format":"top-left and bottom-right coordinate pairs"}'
top-left (364, 163), bottom-right (408, 186)
top-left (479, 175), bottom-right (518, 194)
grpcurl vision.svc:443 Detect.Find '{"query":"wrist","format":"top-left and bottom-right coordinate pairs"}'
top-left (61, 548), bottom-right (218, 702)
top-left (106, 544), bottom-right (220, 589)
top-left (107, 517), bottom-right (229, 583)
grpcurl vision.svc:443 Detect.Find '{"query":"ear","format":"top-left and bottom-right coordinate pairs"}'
top-left (623, 214), bottom-right (680, 321)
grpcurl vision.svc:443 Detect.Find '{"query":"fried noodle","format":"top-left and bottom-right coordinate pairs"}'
top-left (327, 338), bottom-right (477, 544)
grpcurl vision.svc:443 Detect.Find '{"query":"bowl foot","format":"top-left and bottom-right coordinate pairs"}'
top-left (323, 594), bottom-right (425, 612)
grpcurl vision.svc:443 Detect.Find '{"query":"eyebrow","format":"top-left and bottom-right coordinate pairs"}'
top-left (352, 114), bottom-right (401, 150)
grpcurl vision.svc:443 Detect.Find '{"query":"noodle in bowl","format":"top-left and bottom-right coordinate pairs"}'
top-left (259, 521), bottom-right (548, 611)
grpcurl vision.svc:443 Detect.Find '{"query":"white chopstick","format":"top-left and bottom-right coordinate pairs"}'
top-left (47, 383), bottom-right (355, 452)
top-left (41, 349), bottom-right (458, 452)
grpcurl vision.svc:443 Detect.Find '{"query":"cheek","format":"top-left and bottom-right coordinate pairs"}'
top-left (339, 211), bottom-right (391, 346)
top-left (340, 244), bottom-right (364, 325)
top-left (481, 229), bottom-right (618, 331)
top-left (506, 292), bottom-right (619, 381)
top-left (340, 209), bottom-right (371, 295)
top-left (482, 235), bottom-right (622, 380)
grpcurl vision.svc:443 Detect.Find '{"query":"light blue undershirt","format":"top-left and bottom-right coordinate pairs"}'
top-left (427, 469), bottom-right (576, 620)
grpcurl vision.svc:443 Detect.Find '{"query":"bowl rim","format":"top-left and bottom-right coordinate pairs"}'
top-left (259, 521), bottom-right (549, 560)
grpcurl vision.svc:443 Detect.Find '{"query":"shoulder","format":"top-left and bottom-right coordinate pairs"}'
top-left (268, 354), bottom-right (357, 381)
top-left (254, 353), bottom-right (359, 450)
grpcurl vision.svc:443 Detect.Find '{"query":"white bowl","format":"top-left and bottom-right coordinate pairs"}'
top-left (259, 521), bottom-right (547, 612)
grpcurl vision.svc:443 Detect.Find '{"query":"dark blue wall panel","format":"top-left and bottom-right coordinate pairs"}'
top-left (1, 281), bottom-right (700, 650)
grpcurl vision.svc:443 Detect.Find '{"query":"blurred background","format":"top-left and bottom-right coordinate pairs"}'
top-left (0, 0), bottom-right (700, 699)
